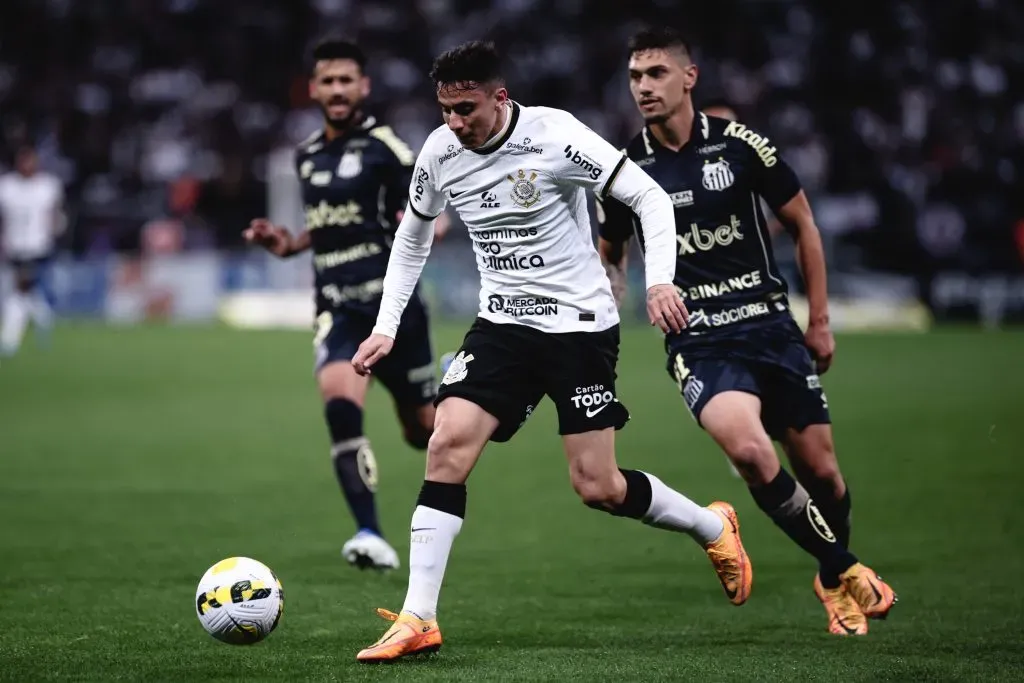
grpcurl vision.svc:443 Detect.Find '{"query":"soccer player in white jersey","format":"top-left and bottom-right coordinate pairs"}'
top-left (0, 146), bottom-right (63, 356)
top-left (349, 40), bottom-right (752, 663)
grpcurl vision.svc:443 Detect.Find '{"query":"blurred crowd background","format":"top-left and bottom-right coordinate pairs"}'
top-left (1, 0), bottom-right (1022, 324)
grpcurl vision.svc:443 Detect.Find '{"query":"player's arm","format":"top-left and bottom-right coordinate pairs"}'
top-left (245, 150), bottom-right (312, 257)
top-left (595, 195), bottom-right (636, 309)
top-left (554, 116), bottom-right (684, 332)
top-left (752, 138), bottom-right (834, 372)
top-left (243, 219), bottom-right (311, 258)
top-left (353, 157), bottom-right (444, 375)
top-left (775, 190), bottom-right (833, 371)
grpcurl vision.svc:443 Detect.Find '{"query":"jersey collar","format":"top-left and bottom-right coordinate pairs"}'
top-left (642, 110), bottom-right (710, 154)
top-left (471, 101), bottom-right (520, 155)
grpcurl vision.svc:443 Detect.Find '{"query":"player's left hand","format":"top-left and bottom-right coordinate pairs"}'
top-left (352, 333), bottom-right (395, 376)
top-left (805, 320), bottom-right (835, 374)
top-left (646, 284), bottom-right (689, 333)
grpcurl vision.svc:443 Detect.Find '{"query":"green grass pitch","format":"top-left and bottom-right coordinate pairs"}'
top-left (1, 323), bottom-right (1023, 681)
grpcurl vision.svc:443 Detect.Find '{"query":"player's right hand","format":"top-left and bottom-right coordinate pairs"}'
top-left (352, 333), bottom-right (395, 376)
top-left (243, 218), bottom-right (292, 257)
top-left (646, 283), bottom-right (688, 333)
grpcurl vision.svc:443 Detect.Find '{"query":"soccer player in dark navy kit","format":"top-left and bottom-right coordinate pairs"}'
top-left (597, 27), bottom-right (897, 635)
top-left (245, 40), bottom-right (449, 570)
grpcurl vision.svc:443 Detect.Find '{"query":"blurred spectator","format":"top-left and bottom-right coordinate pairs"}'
top-left (0, 0), bottom-right (1019, 276)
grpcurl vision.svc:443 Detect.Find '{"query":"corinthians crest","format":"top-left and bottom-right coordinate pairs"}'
top-left (507, 169), bottom-right (541, 208)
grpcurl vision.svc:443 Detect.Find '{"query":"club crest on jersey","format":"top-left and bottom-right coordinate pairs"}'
top-left (337, 151), bottom-right (362, 179)
top-left (702, 158), bottom-right (735, 191)
top-left (507, 169), bottom-right (541, 208)
top-left (441, 351), bottom-right (474, 385)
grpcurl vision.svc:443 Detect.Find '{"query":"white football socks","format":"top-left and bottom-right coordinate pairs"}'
top-left (642, 472), bottom-right (724, 545)
top-left (400, 505), bottom-right (463, 621)
top-left (1, 293), bottom-right (29, 354)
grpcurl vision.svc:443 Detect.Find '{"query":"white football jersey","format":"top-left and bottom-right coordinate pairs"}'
top-left (408, 102), bottom-right (628, 334)
top-left (0, 172), bottom-right (63, 259)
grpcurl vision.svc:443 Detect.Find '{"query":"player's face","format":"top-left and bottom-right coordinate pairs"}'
top-left (437, 83), bottom-right (509, 150)
top-left (15, 149), bottom-right (37, 177)
top-left (310, 59), bottom-right (370, 130)
top-left (628, 49), bottom-right (697, 123)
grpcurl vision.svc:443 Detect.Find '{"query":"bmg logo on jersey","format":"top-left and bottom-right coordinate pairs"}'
top-left (571, 385), bottom-right (617, 418)
top-left (413, 167), bottom-right (429, 204)
top-left (677, 216), bottom-right (744, 255)
top-left (563, 145), bottom-right (603, 180)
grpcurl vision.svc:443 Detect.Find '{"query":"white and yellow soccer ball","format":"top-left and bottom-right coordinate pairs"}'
top-left (195, 557), bottom-right (284, 644)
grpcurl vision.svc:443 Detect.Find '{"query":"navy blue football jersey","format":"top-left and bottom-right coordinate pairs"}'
top-left (296, 116), bottom-right (421, 317)
top-left (598, 112), bottom-right (802, 340)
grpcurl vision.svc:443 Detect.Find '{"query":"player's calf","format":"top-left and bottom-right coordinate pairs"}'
top-left (783, 426), bottom-right (851, 549)
top-left (701, 392), bottom-right (857, 585)
top-left (325, 397), bottom-right (383, 537)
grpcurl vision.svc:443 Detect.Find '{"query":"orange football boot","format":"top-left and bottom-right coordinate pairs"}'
top-left (356, 608), bottom-right (442, 662)
top-left (704, 501), bottom-right (753, 606)
top-left (813, 574), bottom-right (868, 635)
top-left (840, 562), bottom-right (897, 619)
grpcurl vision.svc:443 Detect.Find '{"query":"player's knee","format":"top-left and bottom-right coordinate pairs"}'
top-left (425, 426), bottom-right (470, 481)
top-left (725, 438), bottom-right (778, 485)
top-left (571, 470), bottom-right (625, 508)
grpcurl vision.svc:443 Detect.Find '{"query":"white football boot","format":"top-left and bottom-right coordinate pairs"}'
top-left (342, 530), bottom-right (400, 570)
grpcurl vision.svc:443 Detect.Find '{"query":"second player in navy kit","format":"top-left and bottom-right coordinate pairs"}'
top-left (597, 27), bottom-right (896, 635)
top-left (245, 39), bottom-right (448, 571)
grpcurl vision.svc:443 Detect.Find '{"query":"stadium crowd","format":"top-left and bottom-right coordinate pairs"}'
top-left (0, 0), bottom-right (1020, 275)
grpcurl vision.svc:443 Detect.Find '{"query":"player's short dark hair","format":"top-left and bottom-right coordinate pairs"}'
top-left (429, 40), bottom-right (504, 90)
top-left (310, 38), bottom-right (367, 75)
top-left (627, 26), bottom-right (693, 61)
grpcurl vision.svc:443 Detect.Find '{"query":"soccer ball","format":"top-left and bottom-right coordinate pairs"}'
top-left (195, 556), bottom-right (284, 644)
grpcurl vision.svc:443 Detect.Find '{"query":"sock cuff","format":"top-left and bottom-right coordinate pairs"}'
top-left (749, 468), bottom-right (799, 512)
top-left (616, 469), bottom-right (654, 519)
top-left (417, 480), bottom-right (467, 519)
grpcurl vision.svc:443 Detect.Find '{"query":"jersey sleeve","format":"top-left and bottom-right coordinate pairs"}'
top-left (741, 125), bottom-right (802, 212)
top-left (406, 145), bottom-right (445, 220)
top-left (552, 115), bottom-right (629, 199)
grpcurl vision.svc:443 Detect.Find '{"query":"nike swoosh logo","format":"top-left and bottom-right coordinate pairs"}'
top-left (421, 625), bottom-right (431, 633)
top-left (377, 630), bottom-right (399, 646)
top-left (585, 403), bottom-right (610, 418)
top-left (867, 577), bottom-right (883, 604)
top-left (448, 189), bottom-right (463, 198)
top-left (411, 527), bottom-right (436, 532)
top-left (834, 615), bottom-right (859, 635)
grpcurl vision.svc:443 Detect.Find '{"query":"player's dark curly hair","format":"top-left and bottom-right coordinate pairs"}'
top-left (627, 26), bottom-right (693, 60)
top-left (309, 38), bottom-right (367, 74)
top-left (429, 40), bottom-right (504, 90)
